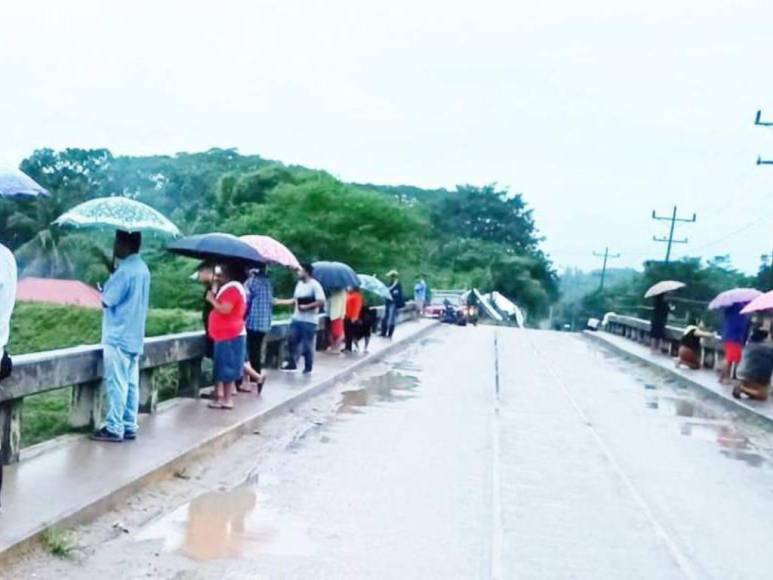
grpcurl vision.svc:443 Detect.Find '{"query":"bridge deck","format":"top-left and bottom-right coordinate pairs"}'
top-left (0, 319), bottom-right (435, 558)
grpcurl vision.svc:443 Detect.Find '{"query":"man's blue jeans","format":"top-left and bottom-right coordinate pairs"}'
top-left (102, 344), bottom-right (140, 437)
top-left (380, 301), bottom-right (397, 337)
top-left (286, 320), bottom-right (317, 372)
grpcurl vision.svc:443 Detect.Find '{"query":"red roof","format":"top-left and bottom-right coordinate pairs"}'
top-left (17, 277), bottom-right (102, 309)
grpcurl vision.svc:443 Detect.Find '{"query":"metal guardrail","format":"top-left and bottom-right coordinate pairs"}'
top-left (603, 313), bottom-right (724, 368)
top-left (0, 303), bottom-right (419, 464)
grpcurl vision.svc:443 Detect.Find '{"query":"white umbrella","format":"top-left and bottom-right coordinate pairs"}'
top-left (644, 280), bottom-right (685, 299)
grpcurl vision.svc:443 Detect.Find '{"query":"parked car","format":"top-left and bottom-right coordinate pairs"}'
top-left (426, 291), bottom-right (468, 324)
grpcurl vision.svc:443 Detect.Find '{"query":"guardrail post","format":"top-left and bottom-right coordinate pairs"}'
top-left (70, 380), bottom-right (103, 429)
top-left (138, 368), bottom-right (157, 414)
top-left (178, 357), bottom-right (203, 398)
top-left (0, 399), bottom-right (22, 464)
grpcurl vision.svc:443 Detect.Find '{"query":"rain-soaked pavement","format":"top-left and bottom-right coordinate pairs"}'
top-left (6, 326), bottom-right (773, 579)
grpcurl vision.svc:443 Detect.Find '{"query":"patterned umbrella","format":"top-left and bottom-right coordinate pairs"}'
top-left (0, 169), bottom-right (50, 198)
top-left (240, 235), bottom-right (300, 269)
top-left (708, 288), bottom-right (762, 310)
top-left (312, 261), bottom-right (360, 290)
top-left (53, 197), bottom-right (180, 237)
top-left (357, 274), bottom-right (390, 300)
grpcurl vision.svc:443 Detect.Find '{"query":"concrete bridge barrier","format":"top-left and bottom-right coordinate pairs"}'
top-left (0, 303), bottom-right (419, 465)
top-left (602, 313), bottom-right (724, 368)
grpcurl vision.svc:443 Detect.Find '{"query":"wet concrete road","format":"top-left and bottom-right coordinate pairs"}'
top-left (10, 327), bottom-right (773, 579)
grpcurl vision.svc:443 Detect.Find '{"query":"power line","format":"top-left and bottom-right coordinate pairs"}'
top-left (652, 205), bottom-right (696, 263)
top-left (755, 109), bottom-right (773, 164)
top-left (592, 246), bottom-right (620, 290)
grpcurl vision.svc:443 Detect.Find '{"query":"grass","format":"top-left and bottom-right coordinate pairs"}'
top-left (41, 527), bottom-right (75, 558)
top-left (12, 303), bottom-right (202, 447)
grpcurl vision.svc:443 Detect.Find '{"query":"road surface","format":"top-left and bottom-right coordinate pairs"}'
top-left (6, 326), bottom-right (773, 579)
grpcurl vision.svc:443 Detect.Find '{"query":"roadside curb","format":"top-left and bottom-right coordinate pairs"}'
top-left (583, 330), bottom-right (773, 428)
top-left (0, 320), bottom-right (439, 563)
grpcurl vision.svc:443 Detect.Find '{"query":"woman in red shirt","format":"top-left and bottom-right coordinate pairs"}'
top-left (206, 262), bottom-right (247, 409)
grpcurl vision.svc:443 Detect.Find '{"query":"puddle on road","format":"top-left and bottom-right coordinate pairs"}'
top-left (135, 487), bottom-right (315, 561)
top-left (338, 370), bottom-right (420, 414)
top-left (644, 395), bottom-right (717, 419)
top-left (603, 352), bottom-right (773, 469)
top-left (680, 421), bottom-right (766, 467)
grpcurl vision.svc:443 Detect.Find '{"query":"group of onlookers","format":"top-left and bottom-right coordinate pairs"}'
top-left (0, 234), bottom-right (426, 469)
top-left (651, 295), bottom-right (773, 402)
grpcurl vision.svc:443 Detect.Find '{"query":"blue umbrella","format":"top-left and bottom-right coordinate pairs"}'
top-left (312, 261), bottom-right (360, 290)
top-left (167, 233), bottom-right (266, 265)
top-left (0, 169), bottom-right (50, 198)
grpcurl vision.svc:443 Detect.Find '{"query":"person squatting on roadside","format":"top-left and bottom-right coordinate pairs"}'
top-left (734, 327), bottom-right (773, 401)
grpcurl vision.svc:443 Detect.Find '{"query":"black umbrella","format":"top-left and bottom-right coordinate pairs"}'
top-left (312, 261), bottom-right (360, 290)
top-left (167, 233), bottom-right (266, 265)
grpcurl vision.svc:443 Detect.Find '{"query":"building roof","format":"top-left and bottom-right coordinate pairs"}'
top-left (17, 277), bottom-right (102, 309)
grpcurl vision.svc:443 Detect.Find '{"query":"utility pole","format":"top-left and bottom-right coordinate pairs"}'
top-left (652, 206), bottom-right (696, 263)
top-left (755, 109), bottom-right (773, 164)
top-left (592, 246), bottom-right (620, 290)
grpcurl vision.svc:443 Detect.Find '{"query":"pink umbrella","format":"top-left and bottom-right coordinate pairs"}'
top-left (240, 235), bottom-right (300, 269)
top-left (708, 288), bottom-right (762, 310)
top-left (741, 290), bottom-right (773, 315)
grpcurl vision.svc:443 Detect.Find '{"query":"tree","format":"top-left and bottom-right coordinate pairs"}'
top-left (430, 184), bottom-right (540, 252)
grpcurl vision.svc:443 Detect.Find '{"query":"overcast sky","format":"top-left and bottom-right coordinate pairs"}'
top-left (2, 1), bottom-right (772, 273)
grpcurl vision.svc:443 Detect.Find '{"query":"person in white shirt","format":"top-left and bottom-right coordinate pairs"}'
top-left (0, 242), bottom-right (16, 508)
top-left (0, 242), bottom-right (17, 366)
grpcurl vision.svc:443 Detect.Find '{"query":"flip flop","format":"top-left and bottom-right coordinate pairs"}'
top-left (208, 402), bottom-right (224, 409)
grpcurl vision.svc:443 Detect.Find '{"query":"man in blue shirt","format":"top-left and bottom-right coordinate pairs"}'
top-left (92, 231), bottom-right (150, 442)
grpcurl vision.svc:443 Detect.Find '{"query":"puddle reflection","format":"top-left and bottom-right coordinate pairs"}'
top-left (680, 421), bottom-right (765, 468)
top-left (338, 371), bottom-right (420, 414)
top-left (135, 487), bottom-right (315, 561)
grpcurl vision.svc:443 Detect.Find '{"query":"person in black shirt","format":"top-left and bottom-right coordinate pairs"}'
top-left (676, 322), bottom-right (713, 370)
top-left (380, 270), bottom-right (404, 338)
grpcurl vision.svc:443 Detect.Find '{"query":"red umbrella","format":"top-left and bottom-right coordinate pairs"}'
top-left (240, 235), bottom-right (300, 269)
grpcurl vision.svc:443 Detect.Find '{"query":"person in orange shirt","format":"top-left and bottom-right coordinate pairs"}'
top-left (344, 287), bottom-right (364, 352)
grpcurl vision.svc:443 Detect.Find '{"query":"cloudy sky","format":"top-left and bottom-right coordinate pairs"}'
top-left (2, 1), bottom-right (772, 273)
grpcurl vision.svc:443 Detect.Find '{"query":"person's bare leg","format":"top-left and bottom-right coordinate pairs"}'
top-left (221, 382), bottom-right (234, 408)
top-left (209, 381), bottom-right (224, 408)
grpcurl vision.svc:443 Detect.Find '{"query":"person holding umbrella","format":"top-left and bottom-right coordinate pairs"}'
top-left (279, 263), bottom-right (326, 374)
top-left (92, 231), bottom-right (150, 442)
top-left (380, 270), bottom-right (405, 338)
top-left (206, 262), bottom-right (248, 409)
top-left (644, 281), bottom-right (684, 354)
top-left (718, 302), bottom-right (751, 384)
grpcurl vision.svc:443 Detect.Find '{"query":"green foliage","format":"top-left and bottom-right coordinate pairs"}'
top-left (9, 303), bottom-right (201, 355)
top-left (556, 256), bottom-right (755, 330)
top-left (4, 147), bottom-right (559, 322)
top-left (22, 390), bottom-right (72, 447)
top-left (41, 527), bottom-right (75, 558)
top-left (223, 175), bottom-right (428, 275)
